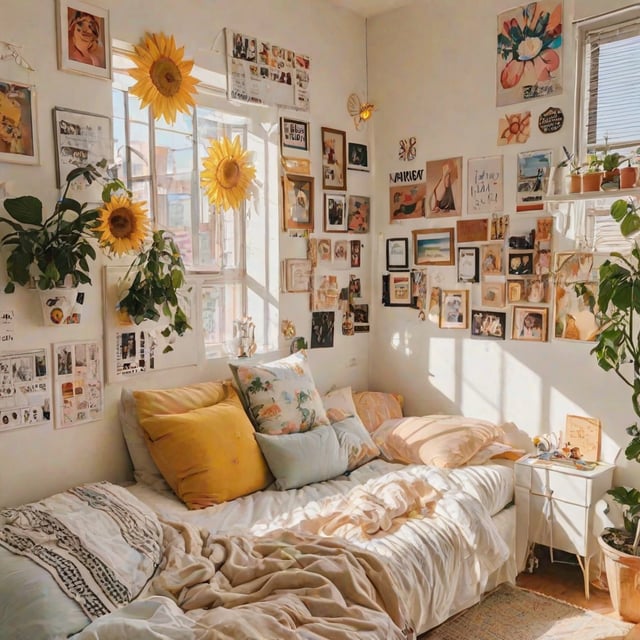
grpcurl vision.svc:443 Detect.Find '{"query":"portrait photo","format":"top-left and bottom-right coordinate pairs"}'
top-left (57, 0), bottom-right (111, 79)
top-left (347, 195), bottom-right (370, 233)
top-left (512, 306), bottom-right (548, 342)
top-left (0, 80), bottom-right (38, 165)
top-left (440, 290), bottom-right (469, 329)
top-left (324, 193), bottom-right (347, 232)
top-left (347, 142), bottom-right (369, 171)
top-left (321, 127), bottom-right (346, 190)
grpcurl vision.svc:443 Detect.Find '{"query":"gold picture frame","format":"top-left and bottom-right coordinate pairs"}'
top-left (282, 174), bottom-right (314, 231)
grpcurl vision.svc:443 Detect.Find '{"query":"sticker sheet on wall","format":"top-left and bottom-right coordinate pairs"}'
top-left (496, 1), bottom-right (563, 107)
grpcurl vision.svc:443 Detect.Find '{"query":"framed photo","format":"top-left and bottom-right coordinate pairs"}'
top-left (554, 281), bottom-right (600, 341)
top-left (388, 272), bottom-right (412, 306)
top-left (347, 142), bottom-right (369, 171)
top-left (440, 290), bottom-right (469, 329)
top-left (386, 237), bottom-right (409, 270)
top-left (508, 251), bottom-right (534, 275)
top-left (284, 258), bottom-right (312, 293)
top-left (554, 252), bottom-right (595, 284)
top-left (413, 228), bottom-right (454, 266)
top-left (282, 174), bottom-right (314, 231)
top-left (347, 195), bottom-right (370, 232)
top-left (481, 244), bottom-right (503, 275)
top-left (0, 80), bottom-right (38, 165)
top-left (321, 127), bottom-right (347, 190)
top-left (456, 218), bottom-right (488, 243)
top-left (508, 279), bottom-right (524, 303)
top-left (324, 193), bottom-right (347, 232)
top-left (516, 149), bottom-right (552, 212)
top-left (350, 240), bottom-right (361, 268)
top-left (457, 247), bottom-right (479, 283)
top-left (280, 117), bottom-right (309, 152)
top-left (512, 306), bottom-right (548, 342)
top-left (481, 280), bottom-right (506, 307)
top-left (53, 107), bottom-right (112, 197)
top-left (471, 310), bottom-right (506, 339)
top-left (56, 0), bottom-right (111, 79)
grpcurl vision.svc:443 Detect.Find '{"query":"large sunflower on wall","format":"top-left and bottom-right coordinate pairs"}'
top-left (95, 194), bottom-right (149, 256)
top-left (200, 135), bottom-right (257, 210)
top-left (127, 32), bottom-right (198, 125)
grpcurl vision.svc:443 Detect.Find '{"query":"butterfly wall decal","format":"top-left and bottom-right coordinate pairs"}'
top-left (399, 136), bottom-right (416, 161)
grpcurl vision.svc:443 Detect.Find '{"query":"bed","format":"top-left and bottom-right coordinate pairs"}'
top-left (0, 350), bottom-right (527, 639)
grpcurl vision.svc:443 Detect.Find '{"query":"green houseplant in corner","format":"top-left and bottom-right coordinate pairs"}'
top-left (584, 196), bottom-right (640, 621)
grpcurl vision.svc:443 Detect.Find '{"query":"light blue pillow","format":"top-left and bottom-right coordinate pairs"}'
top-left (229, 350), bottom-right (329, 435)
top-left (255, 425), bottom-right (348, 490)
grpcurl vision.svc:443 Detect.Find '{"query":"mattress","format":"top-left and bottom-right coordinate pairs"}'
top-left (128, 459), bottom-right (516, 634)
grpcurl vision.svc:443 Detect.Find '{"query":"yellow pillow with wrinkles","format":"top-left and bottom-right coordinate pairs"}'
top-left (135, 383), bottom-right (271, 509)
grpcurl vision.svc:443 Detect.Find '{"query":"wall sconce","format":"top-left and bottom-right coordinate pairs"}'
top-left (347, 93), bottom-right (375, 130)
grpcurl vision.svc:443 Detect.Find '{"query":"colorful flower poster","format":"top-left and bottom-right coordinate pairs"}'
top-left (497, 1), bottom-right (563, 106)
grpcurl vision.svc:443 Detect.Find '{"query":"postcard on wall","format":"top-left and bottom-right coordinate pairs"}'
top-left (516, 150), bottom-right (552, 212)
top-left (565, 414), bottom-right (601, 461)
top-left (0, 348), bottom-right (52, 432)
top-left (54, 340), bottom-right (103, 428)
top-left (496, 1), bottom-right (563, 107)
top-left (467, 156), bottom-right (503, 214)
top-left (0, 79), bottom-right (38, 165)
top-left (426, 156), bottom-right (463, 218)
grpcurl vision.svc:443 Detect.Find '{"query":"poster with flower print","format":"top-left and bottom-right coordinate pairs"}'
top-left (496, 1), bottom-right (563, 107)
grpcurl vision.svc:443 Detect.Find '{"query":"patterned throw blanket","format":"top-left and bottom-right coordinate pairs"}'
top-left (0, 482), bottom-right (162, 620)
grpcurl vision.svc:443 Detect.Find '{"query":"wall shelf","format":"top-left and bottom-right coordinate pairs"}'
top-left (543, 187), bottom-right (640, 204)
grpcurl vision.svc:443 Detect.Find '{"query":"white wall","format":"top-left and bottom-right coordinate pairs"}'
top-left (0, 0), bottom-right (372, 507)
top-left (367, 0), bottom-right (640, 489)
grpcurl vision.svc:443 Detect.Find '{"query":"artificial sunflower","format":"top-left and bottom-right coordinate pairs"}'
top-left (200, 135), bottom-right (256, 210)
top-left (128, 32), bottom-right (198, 125)
top-left (95, 195), bottom-right (149, 256)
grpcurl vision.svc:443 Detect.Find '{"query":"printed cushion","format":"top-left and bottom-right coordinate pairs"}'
top-left (135, 383), bottom-right (271, 509)
top-left (229, 350), bottom-right (329, 435)
top-left (0, 482), bottom-right (162, 639)
top-left (372, 415), bottom-right (503, 468)
top-left (353, 391), bottom-right (404, 432)
top-left (255, 425), bottom-right (348, 490)
top-left (322, 385), bottom-right (360, 423)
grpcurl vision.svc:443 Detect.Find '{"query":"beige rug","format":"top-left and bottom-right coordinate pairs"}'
top-left (421, 583), bottom-right (634, 640)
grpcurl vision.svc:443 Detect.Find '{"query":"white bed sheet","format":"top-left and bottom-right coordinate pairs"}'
top-left (127, 459), bottom-right (515, 635)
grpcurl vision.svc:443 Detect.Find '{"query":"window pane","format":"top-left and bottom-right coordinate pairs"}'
top-left (202, 282), bottom-right (243, 356)
top-left (128, 95), bottom-right (149, 124)
top-left (129, 122), bottom-right (151, 177)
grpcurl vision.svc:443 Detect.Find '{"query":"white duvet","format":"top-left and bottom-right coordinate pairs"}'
top-left (96, 459), bottom-right (515, 637)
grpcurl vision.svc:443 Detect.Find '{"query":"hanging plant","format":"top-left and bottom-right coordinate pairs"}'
top-left (200, 135), bottom-right (256, 210)
top-left (127, 32), bottom-right (198, 125)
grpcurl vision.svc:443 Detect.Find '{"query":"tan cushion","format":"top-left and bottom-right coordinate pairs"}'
top-left (353, 391), bottom-right (404, 432)
top-left (373, 415), bottom-right (502, 468)
top-left (134, 382), bottom-right (271, 509)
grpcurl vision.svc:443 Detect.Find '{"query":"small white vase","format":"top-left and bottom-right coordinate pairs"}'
top-left (39, 288), bottom-right (84, 325)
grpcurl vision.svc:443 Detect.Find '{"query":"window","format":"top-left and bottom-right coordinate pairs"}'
top-left (111, 48), bottom-right (279, 358)
top-left (576, 6), bottom-right (640, 159)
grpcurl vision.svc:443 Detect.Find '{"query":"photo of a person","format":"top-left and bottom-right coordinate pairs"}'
top-left (67, 9), bottom-right (106, 68)
top-left (513, 307), bottom-right (547, 341)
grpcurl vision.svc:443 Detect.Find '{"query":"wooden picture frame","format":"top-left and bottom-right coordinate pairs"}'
top-left (321, 126), bottom-right (347, 190)
top-left (481, 280), bottom-right (506, 307)
top-left (56, 0), bottom-right (111, 79)
top-left (347, 142), bottom-right (369, 171)
top-left (284, 258), bottom-right (312, 293)
top-left (512, 305), bottom-right (548, 342)
top-left (440, 290), bottom-right (469, 329)
top-left (388, 271), bottom-right (412, 306)
top-left (457, 247), bottom-right (479, 283)
top-left (0, 79), bottom-right (38, 165)
top-left (324, 193), bottom-right (347, 232)
top-left (413, 228), bottom-right (454, 266)
top-left (52, 107), bottom-right (112, 198)
top-left (456, 218), bottom-right (488, 243)
top-left (508, 251), bottom-right (534, 276)
top-left (565, 415), bottom-right (601, 461)
top-left (471, 310), bottom-right (506, 339)
top-left (481, 243), bottom-right (503, 275)
top-left (347, 195), bottom-right (370, 233)
top-left (386, 237), bottom-right (409, 271)
top-left (282, 174), bottom-right (314, 231)
top-left (280, 117), bottom-right (309, 152)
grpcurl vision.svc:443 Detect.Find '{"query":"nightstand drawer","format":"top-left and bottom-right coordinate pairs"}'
top-left (529, 494), bottom-right (589, 556)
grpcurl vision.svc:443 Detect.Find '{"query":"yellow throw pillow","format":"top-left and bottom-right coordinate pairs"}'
top-left (134, 383), bottom-right (271, 509)
top-left (352, 391), bottom-right (404, 432)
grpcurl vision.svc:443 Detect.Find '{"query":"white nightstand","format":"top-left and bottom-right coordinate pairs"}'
top-left (514, 454), bottom-right (615, 599)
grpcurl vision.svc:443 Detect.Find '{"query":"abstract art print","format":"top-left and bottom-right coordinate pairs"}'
top-left (496, 1), bottom-right (562, 107)
top-left (426, 156), bottom-right (463, 218)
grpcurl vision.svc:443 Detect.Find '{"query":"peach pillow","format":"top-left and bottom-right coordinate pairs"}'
top-left (353, 391), bottom-right (404, 432)
top-left (372, 415), bottom-right (503, 468)
top-left (135, 383), bottom-right (271, 509)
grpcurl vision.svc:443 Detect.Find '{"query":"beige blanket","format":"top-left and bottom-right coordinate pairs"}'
top-left (149, 521), bottom-right (414, 640)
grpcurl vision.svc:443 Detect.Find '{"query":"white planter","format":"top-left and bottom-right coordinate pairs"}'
top-left (38, 288), bottom-right (84, 325)
top-left (599, 534), bottom-right (640, 623)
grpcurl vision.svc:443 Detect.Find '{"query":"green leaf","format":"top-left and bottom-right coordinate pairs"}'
top-left (3, 196), bottom-right (43, 225)
top-left (621, 213), bottom-right (640, 237)
top-left (611, 199), bottom-right (628, 222)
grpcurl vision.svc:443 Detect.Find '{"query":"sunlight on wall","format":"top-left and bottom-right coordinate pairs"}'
top-left (460, 340), bottom-right (504, 423)
top-left (503, 352), bottom-right (543, 431)
top-left (427, 337), bottom-right (457, 402)
top-left (390, 330), bottom-right (414, 357)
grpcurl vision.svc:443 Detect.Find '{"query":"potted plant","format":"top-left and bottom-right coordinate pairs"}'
top-left (584, 197), bottom-right (640, 621)
top-left (116, 229), bottom-right (191, 353)
top-left (619, 156), bottom-right (639, 190)
top-left (582, 155), bottom-right (604, 192)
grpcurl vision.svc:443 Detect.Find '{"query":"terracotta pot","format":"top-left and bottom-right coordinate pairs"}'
top-left (620, 166), bottom-right (639, 189)
top-left (602, 169), bottom-right (621, 190)
top-left (599, 535), bottom-right (640, 623)
top-left (582, 171), bottom-right (603, 192)
top-left (568, 174), bottom-right (582, 193)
